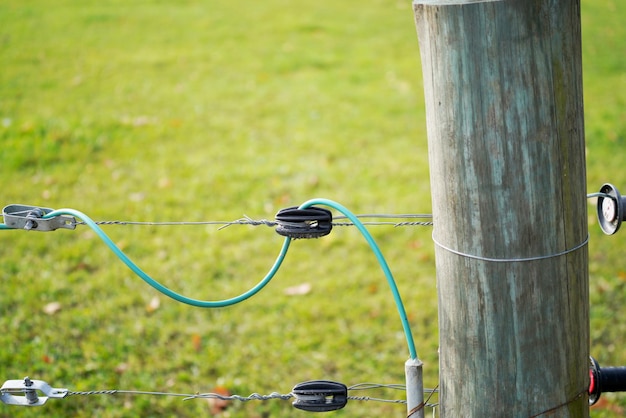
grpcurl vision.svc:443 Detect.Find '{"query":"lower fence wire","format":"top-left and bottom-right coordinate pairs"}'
top-left (2, 380), bottom-right (438, 413)
top-left (62, 384), bottom-right (440, 413)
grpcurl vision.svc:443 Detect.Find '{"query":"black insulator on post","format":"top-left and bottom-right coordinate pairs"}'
top-left (589, 357), bottom-right (626, 405)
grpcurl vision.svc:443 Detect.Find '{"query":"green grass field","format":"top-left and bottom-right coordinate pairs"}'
top-left (0, 0), bottom-right (624, 416)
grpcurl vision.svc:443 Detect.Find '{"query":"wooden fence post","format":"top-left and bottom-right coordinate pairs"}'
top-left (412, 0), bottom-right (589, 416)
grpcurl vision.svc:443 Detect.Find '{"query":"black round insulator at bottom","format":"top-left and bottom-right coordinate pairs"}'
top-left (589, 357), bottom-right (626, 406)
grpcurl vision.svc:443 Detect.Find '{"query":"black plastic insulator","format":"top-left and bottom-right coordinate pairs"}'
top-left (589, 357), bottom-right (626, 405)
top-left (292, 380), bottom-right (348, 412)
top-left (275, 206), bottom-right (332, 239)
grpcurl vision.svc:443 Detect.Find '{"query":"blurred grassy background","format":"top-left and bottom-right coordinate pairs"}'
top-left (0, 0), bottom-right (624, 416)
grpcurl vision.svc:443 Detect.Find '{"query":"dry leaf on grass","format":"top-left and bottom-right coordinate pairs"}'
top-left (43, 302), bottom-right (62, 315)
top-left (207, 386), bottom-right (231, 415)
top-left (192, 333), bottom-right (202, 352)
top-left (146, 296), bottom-right (160, 313)
top-left (284, 283), bottom-right (312, 296)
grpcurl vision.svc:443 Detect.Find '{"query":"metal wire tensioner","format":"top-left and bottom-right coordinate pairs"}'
top-left (0, 377), bottom-right (68, 406)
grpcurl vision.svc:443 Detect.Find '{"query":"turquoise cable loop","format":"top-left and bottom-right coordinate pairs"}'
top-left (298, 198), bottom-right (418, 361)
top-left (37, 202), bottom-right (416, 358)
top-left (43, 208), bottom-right (292, 308)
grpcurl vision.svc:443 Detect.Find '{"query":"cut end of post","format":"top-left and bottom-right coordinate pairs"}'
top-left (413, 0), bottom-right (504, 5)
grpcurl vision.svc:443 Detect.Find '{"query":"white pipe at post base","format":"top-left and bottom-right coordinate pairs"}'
top-left (405, 358), bottom-right (424, 418)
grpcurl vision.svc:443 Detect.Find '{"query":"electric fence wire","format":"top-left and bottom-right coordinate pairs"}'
top-left (1, 380), bottom-right (439, 413)
top-left (57, 384), bottom-right (440, 407)
top-left (67, 192), bottom-right (610, 229)
top-left (71, 213), bottom-right (434, 228)
top-left (0, 383), bottom-right (436, 401)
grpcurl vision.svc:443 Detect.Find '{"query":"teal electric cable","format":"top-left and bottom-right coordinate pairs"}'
top-left (298, 198), bottom-right (418, 361)
top-left (43, 208), bottom-right (291, 308)
top-left (40, 203), bottom-right (416, 358)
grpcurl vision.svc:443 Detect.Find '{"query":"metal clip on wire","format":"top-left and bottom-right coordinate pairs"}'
top-left (291, 380), bottom-right (348, 412)
top-left (2, 204), bottom-right (75, 231)
top-left (0, 377), bottom-right (68, 406)
top-left (275, 206), bottom-right (332, 239)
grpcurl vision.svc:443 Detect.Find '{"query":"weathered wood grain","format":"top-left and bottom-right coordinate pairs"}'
top-left (413, 0), bottom-right (588, 415)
